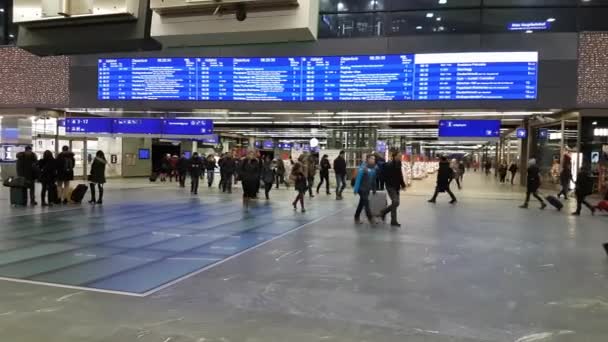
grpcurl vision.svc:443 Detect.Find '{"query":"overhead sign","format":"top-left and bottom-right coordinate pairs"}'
top-left (199, 134), bottom-right (219, 144)
top-left (508, 22), bottom-right (551, 31)
top-left (162, 119), bottom-right (213, 136)
top-left (98, 52), bottom-right (538, 102)
top-left (438, 120), bottom-right (501, 139)
top-left (516, 128), bottom-right (528, 139)
top-left (65, 117), bottom-right (213, 136)
top-left (113, 118), bottom-right (162, 135)
top-left (277, 142), bottom-right (293, 150)
top-left (65, 118), bottom-right (113, 134)
top-left (538, 128), bottom-right (549, 139)
top-left (262, 140), bottom-right (275, 149)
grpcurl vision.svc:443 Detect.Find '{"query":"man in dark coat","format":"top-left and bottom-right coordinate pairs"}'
top-left (520, 158), bottom-right (546, 209)
top-left (177, 153), bottom-right (189, 188)
top-left (428, 156), bottom-right (457, 204)
top-left (189, 153), bottom-right (203, 195)
top-left (572, 165), bottom-right (596, 216)
top-left (333, 150), bottom-right (347, 200)
top-left (16, 146), bottom-right (38, 205)
top-left (220, 152), bottom-right (237, 193)
top-left (380, 149), bottom-right (406, 227)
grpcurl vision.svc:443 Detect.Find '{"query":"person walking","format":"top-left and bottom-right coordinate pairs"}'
top-left (261, 156), bottom-right (275, 200)
top-left (485, 160), bottom-right (492, 176)
top-left (177, 153), bottom-right (189, 188)
top-left (189, 152), bottom-right (203, 195)
top-left (380, 149), bottom-right (406, 227)
top-left (353, 155), bottom-right (378, 224)
top-left (16, 146), bottom-right (39, 206)
top-left (316, 154), bottom-right (332, 195)
top-left (450, 159), bottom-right (461, 190)
top-left (206, 154), bottom-right (217, 188)
top-left (290, 162), bottom-right (307, 212)
top-left (305, 154), bottom-right (317, 198)
top-left (38, 150), bottom-right (57, 207)
top-left (221, 152), bottom-right (236, 193)
top-left (498, 162), bottom-right (508, 183)
top-left (509, 162), bottom-right (518, 185)
top-left (572, 165), bottom-right (596, 216)
top-left (428, 156), bottom-right (457, 204)
top-left (458, 161), bottom-right (465, 187)
top-left (519, 158), bottom-right (547, 209)
top-left (275, 158), bottom-right (287, 189)
top-left (159, 154), bottom-right (170, 182)
top-left (169, 154), bottom-right (178, 182)
top-left (56, 145), bottom-right (75, 204)
top-left (239, 151), bottom-right (262, 210)
top-left (333, 150), bottom-right (347, 200)
top-left (88, 150), bottom-right (107, 205)
top-left (557, 162), bottom-right (573, 200)
top-left (375, 153), bottom-right (386, 191)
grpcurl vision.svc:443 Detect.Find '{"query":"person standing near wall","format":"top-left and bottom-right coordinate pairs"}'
top-left (16, 146), bottom-right (39, 206)
top-left (56, 145), bottom-right (75, 205)
top-left (38, 150), bottom-right (57, 206)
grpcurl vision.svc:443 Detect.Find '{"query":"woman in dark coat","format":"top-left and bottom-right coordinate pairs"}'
top-left (316, 154), bottom-right (332, 195)
top-left (428, 156), bottom-right (457, 204)
top-left (38, 150), bottom-right (57, 207)
top-left (557, 164), bottom-right (573, 200)
top-left (239, 151), bottom-right (262, 210)
top-left (56, 145), bottom-right (76, 204)
top-left (88, 150), bottom-right (107, 204)
top-left (291, 162), bottom-right (308, 212)
top-left (261, 156), bottom-right (275, 200)
top-left (520, 158), bottom-right (546, 209)
top-left (572, 165), bottom-right (596, 216)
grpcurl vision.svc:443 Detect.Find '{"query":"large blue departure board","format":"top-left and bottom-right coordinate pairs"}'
top-left (98, 52), bottom-right (538, 102)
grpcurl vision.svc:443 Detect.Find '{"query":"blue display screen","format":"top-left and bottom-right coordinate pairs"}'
top-left (113, 118), bottom-right (162, 135)
top-left (277, 142), bottom-right (293, 149)
top-left (516, 128), bottom-right (528, 139)
top-left (200, 134), bottom-right (219, 144)
top-left (138, 148), bottom-right (150, 160)
top-left (376, 140), bottom-right (387, 153)
top-left (66, 118), bottom-right (113, 134)
top-left (538, 128), bottom-right (549, 139)
top-left (262, 140), bottom-right (275, 149)
top-left (98, 52), bottom-right (538, 102)
top-left (438, 120), bottom-right (501, 138)
top-left (161, 119), bottom-right (213, 136)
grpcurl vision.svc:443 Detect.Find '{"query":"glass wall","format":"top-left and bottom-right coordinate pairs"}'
top-left (319, 0), bottom-right (608, 38)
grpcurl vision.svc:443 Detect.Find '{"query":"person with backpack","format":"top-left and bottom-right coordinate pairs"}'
top-left (316, 154), bottom-right (332, 195)
top-left (189, 152), bottom-right (203, 195)
top-left (56, 145), bottom-right (75, 205)
top-left (379, 149), bottom-right (406, 227)
top-left (519, 158), bottom-right (546, 209)
top-left (88, 150), bottom-right (107, 205)
top-left (38, 150), bottom-right (57, 207)
top-left (16, 145), bottom-right (39, 206)
top-left (333, 150), bottom-right (347, 200)
top-left (353, 154), bottom-right (378, 224)
top-left (572, 165), bottom-right (596, 216)
top-left (428, 156), bottom-right (457, 204)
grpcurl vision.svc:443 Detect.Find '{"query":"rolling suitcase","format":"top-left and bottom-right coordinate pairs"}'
top-left (71, 184), bottom-right (88, 203)
top-left (369, 191), bottom-right (388, 217)
top-left (149, 172), bottom-right (159, 182)
top-left (10, 187), bottom-right (27, 206)
top-left (545, 195), bottom-right (563, 211)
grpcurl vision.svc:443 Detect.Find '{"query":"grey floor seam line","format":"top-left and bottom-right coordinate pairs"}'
top-left (139, 206), bottom-right (349, 297)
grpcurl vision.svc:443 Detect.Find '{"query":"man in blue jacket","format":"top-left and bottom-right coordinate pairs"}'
top-left (354, 154), bottom-right (377, 224)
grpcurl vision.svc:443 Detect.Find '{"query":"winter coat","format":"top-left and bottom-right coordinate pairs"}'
top-left (319, 158), bottom-right (331, 176)
top-left (240, 158), bottom-right (262, 182)
top-left (354, 162), bottom-right (377, 195)
top-left (276, 159), bottom-right (286, 176)
top-left (89, 157), bottom-right (107, 184)
top-left (38, 157), bottom-right (57, 184)
top-left (177, 157), bottom-right (189, 173)
top-left (206, 157), bottom-right (217, 171)
top-left (575, 171), bottom-right (594, 197)
top-left (333, 156), bottom-right (347, 176)
top-left (56, 151), bottom-right (75, 181)
top-left (221, 156), bottom-right (236, 174)
top-left (526, 164), bottom-right (541, 192)
top-left (509, 163), bottom-right (518, 173)
top-left (384, 160), bottom-right (406, 189)
top-left (435, 161), bottom-right (454, 192)
top-left (16, 151), bottom-right (39, 181)
top-left (293, 171), bottom-right (307, 193)
top-left (262, 160), bottom-right (275, 184)
top-left (189, 156), bottom-right (204, 177)
top-left (560, 168), bottom-right (572, 187)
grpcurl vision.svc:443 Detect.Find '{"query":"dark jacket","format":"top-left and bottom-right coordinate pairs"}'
top-left (177, 157), bottom-right (189, 173)
top-left (89, 157), bottom-right (107, 184)
top-left (189, 156), bottom-right (204, 177)
top-left (509, 163), bottom-right (518, 173)
top-left (261, 160), bottom-right (275, 183)
top-left (526, 164), bottom-right (541, 192)
top-left (221, 156), bottom-right (236, 174)
top-left (16, 150), bottom-right (39, 181)
top-left (240, 158), bottom-right (262, 182)
top-left (333, 156), bottom-right (347, 176)
top-left (384, 160), bottom-right (406, 189)
top-left (436, 161), bottom-right (454, 192)
top-left (575, 171), bottom-right (594, 197)
top-left (458, 163), bottom-right (465, 175)
top-left (276, 159), bottom-right (286, 176)
top-left (206, 157), bottom-right (217, 171)
top-left (38, 157), bottom-right (57, 184)
top-left (56, 151), bottom-right (76, 181)
top-left (293, 170), bottom-right (307, 192)
top-left (320, 158), bottom-right (331, 176)
top-left (560, 168), bottom-right (573, 187)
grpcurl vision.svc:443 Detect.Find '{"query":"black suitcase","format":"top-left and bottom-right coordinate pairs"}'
top-left (545, 195), bottom-right (563, 211)
top-left (149, 172), bottom-right (159, 182)
top-left (10, 187), bottom-right (27, 206)
top-left (71, 184), bottom-right (88, 203)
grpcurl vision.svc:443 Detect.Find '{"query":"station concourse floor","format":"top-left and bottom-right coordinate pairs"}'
top-left (0, 173), bottom-right (607, 342)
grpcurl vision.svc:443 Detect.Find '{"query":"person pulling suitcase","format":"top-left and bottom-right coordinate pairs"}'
top-left (519, 158), bottom-right (547, 210)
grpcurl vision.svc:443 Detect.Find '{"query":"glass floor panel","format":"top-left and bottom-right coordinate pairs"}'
top-left (0, 197), bottom-right (341, 295)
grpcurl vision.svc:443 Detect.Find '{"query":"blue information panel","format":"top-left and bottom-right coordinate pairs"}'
top-left (439, 120), bottom-right (501, 138)
top-left (277, 142), bottom-right (293, 150)
top-left (162, 119), bottom-right (213, 136)
top-left (262, 140), bottom-right (275, 149)
top-left (98, 52), bottom-right (538, 102)
top-left (516, 128), bottom-right (528, 139)
top-left (199, 134), bottom-right (219, 145)
top-left (113, 118), bottom-right (162, 135)
top-left (65, 118), bottom-right (113, 134)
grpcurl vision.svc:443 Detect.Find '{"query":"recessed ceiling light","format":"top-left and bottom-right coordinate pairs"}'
top-left (426, 12), bottom-right (434, 18)
top-left (547, 17), bottom-right (556, 22)
top-left (416, 26), bottom-right (423, 30)
top-left (0, 8), bottom-right (5, 12)
top-left (436, 17), bottom-right (442, 21)
top-left (525, 30), bottom-right (533, 34)
top-left (8, 34), bottom-right (14, 38)
top-left (439, 0), bottom-right (447, 3)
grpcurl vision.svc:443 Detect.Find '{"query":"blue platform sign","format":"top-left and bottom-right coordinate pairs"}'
top-left (516, 128), bottom-right (528, 139)
top-left (439, 120), bottom-right (501, 138)
top-left (113, 118), bottom-right (162, 135)
top-left (66, 118), bottom-right (113, 134)
top-left (262, 140), bottom-right (275, 149)
top-left (538, 128), bottom-right (549, 139)
top-left (161, 119), bottom-right (213, 136)
top-left (200, 134), bottom-right (219, 144)
top-left (277, 142), bottom-right (293, 150)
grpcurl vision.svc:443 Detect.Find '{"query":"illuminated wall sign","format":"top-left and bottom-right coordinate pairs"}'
top-left (262, 140), bottom-right (275, 149)
top-left (161, 119), bottom-right (213, 136)
top-left (65, 118), bottom-right (113, 134)
top-left (438, 120), bottom-right (501, 138)
top-left (508, 22), bottom-right (550, 31)
top-left (538, 128), bottom-right (549, 139)
top-left (516, 128), bottom-right (528, 139)
top-left (113, 118), bottom-right (162, 135)
top-left (277, 142), bottom-right (293, 150)
top-left (65, 117), bottom-right (213, 136)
